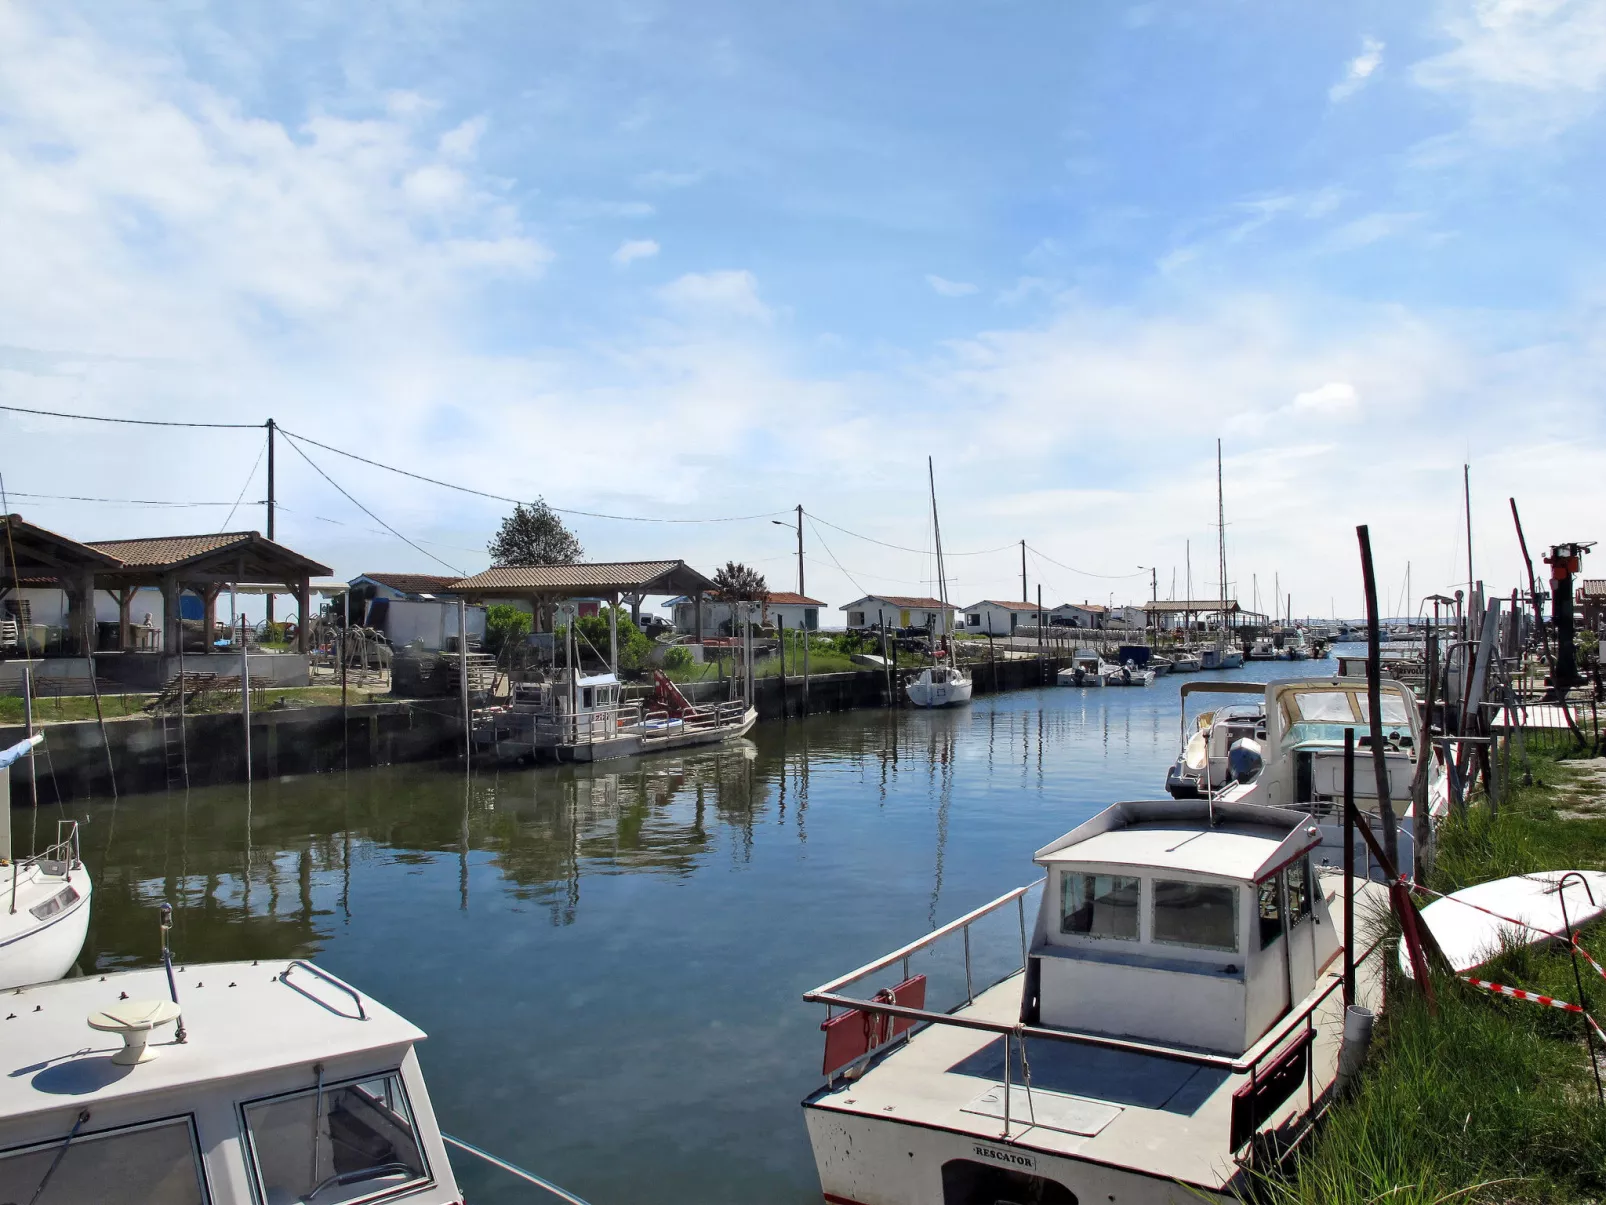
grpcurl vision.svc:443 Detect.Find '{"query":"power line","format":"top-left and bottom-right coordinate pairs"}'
top-left (280, 432), bottom-right (465, 576)
top-left (0, 403), bottom-right (260, 429)
top-left (278, 426), bottom-right (787, 524)
top-left (804, 517), bottom-right (870, 599)
top-left (805, 511), bottom-right (1017, 558)
top-left (2, 491), bottom-right (242, 508)
top-left (219, 434), bottom-right (269, 532)
top-left (1025, 544), bottom-right (1148, 581)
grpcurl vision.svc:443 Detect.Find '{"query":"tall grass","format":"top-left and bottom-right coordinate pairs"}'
top-left (1265, 743), bottom-right (1606, 1204)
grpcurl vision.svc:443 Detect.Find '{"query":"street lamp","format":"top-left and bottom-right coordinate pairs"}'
top-left (773, 510), bottom-right (804, 597)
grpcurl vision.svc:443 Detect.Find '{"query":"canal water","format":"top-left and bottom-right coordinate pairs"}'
top-left (59, 654), bottom-right (1339, 1204)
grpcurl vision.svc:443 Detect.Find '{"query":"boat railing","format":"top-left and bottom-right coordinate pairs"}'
top-left (9, 820), bottom-right (80, 914)
top-left (805, 880), bottom-right (1389, 1140)
top-left (530, 701), bottom-right (647, 745)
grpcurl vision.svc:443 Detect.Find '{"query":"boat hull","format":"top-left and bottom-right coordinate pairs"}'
top-left (804, 1106), bottom-right (1232, 1205)
top-left (0, 864), bottom-right (92, 990)
top-left (907, 675), bottom-right (973, 708)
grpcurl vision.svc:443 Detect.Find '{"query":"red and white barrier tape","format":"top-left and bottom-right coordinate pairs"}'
top-left (1459, 976), bottom-right (1606, 1041)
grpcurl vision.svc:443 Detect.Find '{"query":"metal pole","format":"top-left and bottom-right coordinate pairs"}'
top-left (265, 418), bottom-right (276, 629)
top-left (459, 600), bottom-right (470, 762)
top-left (21, 665), bottom-right (35, 812)
top-left (1356, 524), bottom-right (1399, 868)
top-left (240, 611), bottom-right (252, 784)
top-left (1021, 540), bottom-right (1027, 603)
top-left (796, 504), bottom-right (805, 598)
top-left (1463, 463), bottom-right (1473, 600)
top-left (1556, 875), bottom-right (1604, 1106)
top-left (1344, 727), bottom-right (1356, 1008)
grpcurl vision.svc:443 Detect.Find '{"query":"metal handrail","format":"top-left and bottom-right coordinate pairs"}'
top-left (806, 884), bottom-right (1388, 1078)
top-left (281, 960), bottom-right (368, 1020)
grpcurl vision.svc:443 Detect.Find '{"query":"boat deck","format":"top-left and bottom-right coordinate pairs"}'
top-left (806, 872), bottom-right (1387, 1193)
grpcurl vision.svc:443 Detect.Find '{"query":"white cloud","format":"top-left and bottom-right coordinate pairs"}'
top-left (437, 115), bottom-right (486, 160)
top-left (657, 270), bottom-right (770, 320)
top-left (1292, 381), bottom-right (1360, 414)
top-left (633, 169), bottom-right (703, 191)
top-left (1331, 37), bottom-right (1385, 102)
top-left (926, 274), bottom-right (978, 297)
top-left (612, 238), bottom-right (660, 267)
top-left (1414, 0), bottom-right (1606, 138)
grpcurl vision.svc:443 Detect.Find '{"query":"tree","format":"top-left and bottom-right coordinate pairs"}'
top-left (488, 499), bottom-right (584, 566)
top-left (712, 561), bottom-right (770, 628)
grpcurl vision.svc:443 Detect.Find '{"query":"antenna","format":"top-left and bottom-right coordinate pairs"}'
top-left (160, 902), bottom-right (187, 1043)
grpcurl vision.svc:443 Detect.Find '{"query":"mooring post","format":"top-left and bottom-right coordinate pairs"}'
top-left (1343, 727), bottom-right (1356, 1008)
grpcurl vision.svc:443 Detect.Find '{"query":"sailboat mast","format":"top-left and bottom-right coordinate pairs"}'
top-left (1217, 439), bottom-right (1227, 644)
top-left (928, 456), bottom-right (949, 641)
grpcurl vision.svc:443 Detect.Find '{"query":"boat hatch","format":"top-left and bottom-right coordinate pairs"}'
top-left (242, 1070), bottom-right (431, 1205)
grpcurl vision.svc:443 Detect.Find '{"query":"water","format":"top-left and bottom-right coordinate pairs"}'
top-left (57, 655), bottom-right (1338, 1204)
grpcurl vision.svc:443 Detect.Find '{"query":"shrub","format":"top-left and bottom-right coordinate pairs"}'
top-left (662, 645), bottom-right (693, 672)
top-left (484, 604), bottom-right (532, 654)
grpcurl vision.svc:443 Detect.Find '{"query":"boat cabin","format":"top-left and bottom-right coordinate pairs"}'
top-left (1027, 800), bottom-right (1336, 1056)
top-left (512, 669), bottom-right (623, 718)
top-left (0, 960), bottom-right (460, 1205)
top-left (1256, 677), bottom-right (1421, 808)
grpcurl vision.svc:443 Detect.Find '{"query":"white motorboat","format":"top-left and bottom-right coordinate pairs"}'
top-left (908, 661), bottom-right (974, 708)
top-left (803, 798), bottom-right (1388, 1204)
top-left (906, 458), bottom-right (972, 709)
top-left (1055, 650), bottom-right (1104, 688)
top-left (0, 946), bottom-right (588, 1204)
top-left (1100, 660), bottom-right (1153, 687)
top-left (0, 736), bottom-right (90, 991)
top-left (1165, 677), bottom-right (1450, 880)
top-left (1401, 871), bottom-right (1606, 978)
top-left (1170, 651), bottom-right (1203, 673)
top-left (474, 667), bottom-right (756, 763)
top-left (1148, 656), bottom-right (1174, 676)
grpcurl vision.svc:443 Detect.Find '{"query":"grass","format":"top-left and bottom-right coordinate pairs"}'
top-left (1266, 741), bottom-right (1606, 1204)
top-left (0, 684), bottom-right (374, 724)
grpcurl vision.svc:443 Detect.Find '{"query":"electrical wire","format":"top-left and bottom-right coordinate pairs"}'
top-left (279, 432), bottom-right (466, 576)
top-left (219, 434), bottom-right (269, 532)
top-left (2, 491), bottom-right (240, 508)
top-left (278, 426), bottom-right (788, 524)
top-left (804, 517), bottom-right (870, 599)
top-left (1025, 544), bottom-right (1148, 580)
top-left (805, 511), bottom-right (1017, 558)
top-left (0, 403), bottom-right (260, 429)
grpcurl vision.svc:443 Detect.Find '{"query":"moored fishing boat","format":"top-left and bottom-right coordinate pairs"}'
top-left (802, 798), bottom-right (1388, 1204)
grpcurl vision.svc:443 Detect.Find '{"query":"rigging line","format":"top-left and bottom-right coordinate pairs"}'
top-left (279, 432), bottom-right (466, 577)
top-left (805, 510), bottom-right (1018, 557)
top-left (1, 492), bottom-right (241, 507)
top-left (804, 517), bottom-right (870, 600)
top-left (1025, 544), bottom-right (1148, 580)
top-left (220, 433), bottom-right (269, 533)
top-left (0, 403), bottom-right (260, 429)
top-left (277, 426), bottom-right (787, 524)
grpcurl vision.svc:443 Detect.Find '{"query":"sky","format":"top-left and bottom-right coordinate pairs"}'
top-left (3, 0), bottom-right (1605, 621)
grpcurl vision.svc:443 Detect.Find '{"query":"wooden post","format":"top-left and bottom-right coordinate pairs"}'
top-left (878, 608), bottom-right (892, 704)
top-left (802, 618), bottom-right (811, 715)
top-left (694, 591), bottom-right (704, 646)
top-left (295, 577), bottom-right (311, 654)
top-left (1356, 524), bottom-right (1400, 868)
top-left (114, 585), bottom-right (133, 652)
top-left (240, 609), bottom-right (252, 785)
top-left (608, 591), bottom-right (619, 677)
top-left (459, 599), bottom-right (470, 763)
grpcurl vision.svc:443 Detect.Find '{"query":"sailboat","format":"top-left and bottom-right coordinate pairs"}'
top-left (906, 458), bottom-right (973, 709)
top-left (0, 735), bottom-right (91, 990)
top-left (1214, 439), bottom-right (1244, 669)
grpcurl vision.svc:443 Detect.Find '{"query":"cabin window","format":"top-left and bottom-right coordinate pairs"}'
top-left (1258, 878), bottom-right (1284, 949)
top-left (0, 1116), bottom-right (206, 1204)
top-left (582, 688), bottom-right (594, 708)
top-left (1356, 691), bottom-right (1412, 726)
top-left (1060, 872), bottom-right (1140, 940)
top-left (1152, 880), bottom-right (1239, 953)
top-left (1292, 691), bottom-right (1356, 723)
top-left (243, 1070), bottom-right (430, 1205)
top-left (1287, 858), bottom-right (1312, 924)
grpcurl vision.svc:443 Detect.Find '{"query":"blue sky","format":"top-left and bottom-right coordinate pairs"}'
top-left (3, 0), bottom-right (1604, 617)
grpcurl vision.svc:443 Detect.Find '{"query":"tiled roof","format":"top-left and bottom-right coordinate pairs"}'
top-left (765, 591), bottom-right (825, 606)
top-left (840, 595), bottom-right (950, 611)
top-left (86, 532), bottom-right (330, 575)
top-left (358, 572), bottom-right (461, 595)
top-left (964, 599), bottom-right (1044, 612)
top-left (449, 560), bottom-right (711, 594)
top-left (87, 532), bottom-right (256, 566)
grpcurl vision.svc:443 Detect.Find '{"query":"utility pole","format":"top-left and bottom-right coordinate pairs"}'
top-left (265, 418), bottom-right (277, 628)
top-left (796, 504), bottom-right (805, 598)
top-left (1021, 539), bottom-right (1027, 603)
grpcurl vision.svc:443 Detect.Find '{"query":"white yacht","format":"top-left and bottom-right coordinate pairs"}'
top-left (803, 799), bottom-right (1388, 1204)
top-left (0, 952), bottom-right (588, 1205)
top-left (1055, 650), bottom-right (1104, 688)
top-left (1102, 661), bottom-right (1154, 688)
top-left (908, 660), bottom-right (974, 708)
top-left (0, 736), bottom-right (91, 992)
top-left (1165, 677), bottom-right (1449, 879)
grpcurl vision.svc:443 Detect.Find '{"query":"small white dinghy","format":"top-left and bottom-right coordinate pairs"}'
top-left (1400, 870), bottom-right (1606, 978)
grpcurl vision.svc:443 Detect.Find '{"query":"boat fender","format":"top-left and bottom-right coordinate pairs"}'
top-left (1228, 738), bottom-right (1264, 784)
top-left (1334, 1005), bottom-right (1374, 1096)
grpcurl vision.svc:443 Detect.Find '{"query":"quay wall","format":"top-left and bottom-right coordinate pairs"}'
top-left (4, 657), bottom-right (1073, 801)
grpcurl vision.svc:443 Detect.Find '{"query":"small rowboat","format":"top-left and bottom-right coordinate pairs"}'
top-left (1400, 870), bottom-right (1606, 978)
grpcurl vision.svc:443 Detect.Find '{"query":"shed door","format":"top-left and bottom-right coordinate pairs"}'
top-left (900, 609), bottom-right (910, 626)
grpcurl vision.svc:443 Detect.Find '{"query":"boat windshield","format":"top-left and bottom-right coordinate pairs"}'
top-left (244, 1071), bottom-right (429, 1205)
top-left (0, 1117), bottom-right (206, 1204)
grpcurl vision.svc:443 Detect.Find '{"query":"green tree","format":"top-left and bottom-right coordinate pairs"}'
top-left (488, 498), bottom-right (584, 566)
top-left (484, 604), bottom-right (532, 654)
top-left (573, 606), bottom-right (655, 674)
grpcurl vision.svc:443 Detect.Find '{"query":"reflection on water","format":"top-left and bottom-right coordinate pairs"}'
top-left (50, 659), bottom-right (1332, 1205)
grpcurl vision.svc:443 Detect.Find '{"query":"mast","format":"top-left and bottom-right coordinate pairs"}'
top-left (928, 457), bottom-right (949, 646)
top-left (1217, 439), bottom-right (1227, 648)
